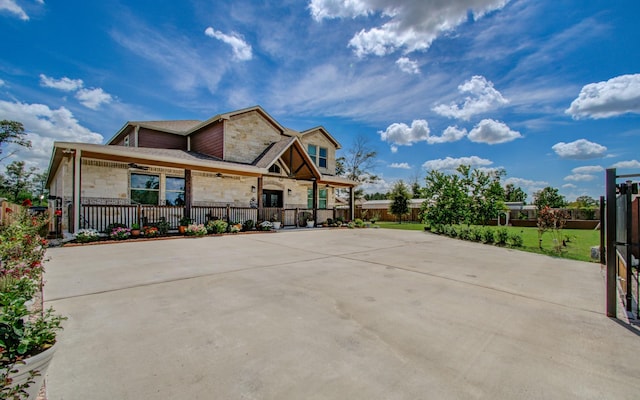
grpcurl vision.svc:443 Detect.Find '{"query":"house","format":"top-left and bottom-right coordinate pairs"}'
top-left (45, 106), bottom-right (358, 234)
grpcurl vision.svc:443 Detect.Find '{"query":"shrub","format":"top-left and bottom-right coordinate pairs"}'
top-left (482, 228), bottom-right (495, 244)
top-left (186, 223), bottom-right (207, 236)
top-left (258, 221), bottom-right (273, 231)
top-left (459, 226), bottom-right (471, 240)
top-left (509, 232), bottom-right (524, 247)
top-left (110, 227), bottom-right (131, 240)
top-left (354, 218), bottom-right (365, 228)
top-left (105, 222), bottom-right (127, 234)
top-left (206, 220), bottom-right (228, 234)
top-left (242, 219), bottom-right (255, 231)
top-left (496, 228), bottom-right (509, 246)
top-left (470, 227), bottom-right (483, 242)
top-left (144, 226), bottom-right (159, 237)
top-left (156, 219), bottom-right (170, 236)
top-left (74, 229), bottom-right (100, 243)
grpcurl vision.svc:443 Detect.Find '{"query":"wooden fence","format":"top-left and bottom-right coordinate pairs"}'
top-left (0, 200), bottom-right (22, 225)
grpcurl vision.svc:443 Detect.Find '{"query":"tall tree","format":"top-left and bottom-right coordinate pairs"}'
top-left (533, 186), bottom-right (567, 210)
top-left (504, 183), bottom-right (527, 204)
top-left (3, 161), bottom-right (36, 202)
top-left (336, 135), bottom-right (378, 199)
top-left (388, 180), bottom-right (411, 223)
top-left (0, 120), bottom-right (31, 161)
top-left (420, 169), bottom-right (469, 226)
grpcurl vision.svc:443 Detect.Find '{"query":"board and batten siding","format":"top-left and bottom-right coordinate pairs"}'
top-left (190, 122), bottom-right (224, 159)
top-left (137, 128), bottom-right (187, 150)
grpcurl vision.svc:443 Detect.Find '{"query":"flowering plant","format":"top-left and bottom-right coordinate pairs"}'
top-left (110, 227), bottom-right (131, 240)
top-left (206, 219), bottom-right (227, 234)
top-left (74, 229), bottom-right (100, 243)
top-left (144, 226), bottom-right (158, 237)
top-left (0, 204), bottom-right (66, 398)
top-left (185, 223), bottom-right (207, 236)
top-left (258, 221), bottom-right (273, 231)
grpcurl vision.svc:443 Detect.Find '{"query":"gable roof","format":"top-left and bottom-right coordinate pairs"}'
top-left (299, 126), bottom-right (341, 149)
top-left (252, 136), bottom-right (322, 180)
top-left (185, 105), bottom-right (287, 136)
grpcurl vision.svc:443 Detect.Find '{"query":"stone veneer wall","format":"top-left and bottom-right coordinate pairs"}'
top-left (223, 111), bottom-right (283, 164)
top-left (299, 129), bottom-right (337, 175)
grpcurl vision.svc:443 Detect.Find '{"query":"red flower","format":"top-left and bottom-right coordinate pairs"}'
top-left (5, 207), bottom-right (12, 214)
top-left (55, 209), bottom-right (62, 216)
top-left (22, 199), bottom-right (33, 207)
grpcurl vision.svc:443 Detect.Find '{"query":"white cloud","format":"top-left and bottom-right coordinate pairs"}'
top-left (430, 126), bottom-right (467, 144)
top-left (0, 100), bottom-right (103, 170)
top-left (504, 177), bottom-right (548, 198)
top-left (204, 27), bottom-right (252, 61)
top-left (39, 74), bottom-right (84, 92)
top-left (308, 0), bottom-right (372, 20)
top-left (564, 174), bottom-right (596, 182)
top-left (0, 79), bottom-right (4, 87)
top-left (566, 74), bottom-right (640, 119)
top-left (39, 74), bottom-right (113, 110)
top-left (552, 139), bottom-right (607, 160)
top-left (395, 57), bottom-right (419, 74)
top-left (389, 162), bottom-right (411, 169)
top-left (562, 183), bottom-right (577, 189)
top-left (467, 119), bottom-right (522, 144)
top-left (433, 75), bottom-right (508, 120)
top-left (75, 88), bottom-right (113, 110)
top-left (611, 159), bottom-right (640, 169)
top-left (0, 0), bottom-right (29, 20)
top-left (318, 0), bottom-right (512, 57)
top-left (422, 156), bottom-right (492, 171)
top-left (379, 119), bottom-right (430, 148)
top-left (571, 165), bottom-right (603, 174)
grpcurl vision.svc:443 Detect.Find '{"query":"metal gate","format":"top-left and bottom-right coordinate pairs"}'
top-left (605, 169), bottom-right (640, 319)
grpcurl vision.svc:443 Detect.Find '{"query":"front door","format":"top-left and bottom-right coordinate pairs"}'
top-left (262, 190), bottom-right (283, 208)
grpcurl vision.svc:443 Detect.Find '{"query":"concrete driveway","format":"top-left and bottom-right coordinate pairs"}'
top-left (44, 229), bottom-right (639, 399)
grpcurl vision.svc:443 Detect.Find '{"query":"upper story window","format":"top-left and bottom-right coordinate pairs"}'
top-left (308, 144), bottom-right (328, 168)
top-left (268, 164), bottom-right (281, 174)
top-left (123, 135), bottom-right (130, 147)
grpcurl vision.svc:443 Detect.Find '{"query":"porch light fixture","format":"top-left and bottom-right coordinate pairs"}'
top-left (216, 172), bottom-right (223, 177)
top-left (287, 189), bottom-right (292, 195)
top-left (251, 185), bottom-right (256, 193)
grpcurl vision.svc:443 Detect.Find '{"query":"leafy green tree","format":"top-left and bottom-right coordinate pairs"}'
top-left (410, 181), bottom-right (422, 199)
top-left (0, 120), bottom-right (31, 161)
top-left (420, 169), bottom-right (469, 226)
top-left (460, 166), bottom-right (506, 225)
top-left (2, 161), bottom-right (36, 202)
top-left (364, 192), bottom-right (388, 200)
top-left (336, 135), bottom-right (378, 200)
top-left (504, 183), bottom-right (527, 204)
top-left (533, 186), bottom-right (567, 210)
top-left (388, 180), bottom-right (411, 223)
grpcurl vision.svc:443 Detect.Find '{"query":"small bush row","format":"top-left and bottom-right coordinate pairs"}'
top-left (430, 224), bottom-right (523, 247)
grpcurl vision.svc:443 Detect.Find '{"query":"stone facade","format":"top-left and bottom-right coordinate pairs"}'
top-left (224, 112), bottom-right (282, 164)
top-left (299, 129), bottom-right (337, 175)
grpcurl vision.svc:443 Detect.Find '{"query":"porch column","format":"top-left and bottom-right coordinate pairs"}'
top-left (349, 186), bottom-right (355, 221)
top-left (257, 176), bottom-right (263, 208)
top-left (72, 149), bottom-right (81, 233)
top-left (312, 179), bottom-right (318, 222)
top-left (184, 169), bottom-right (192, 219)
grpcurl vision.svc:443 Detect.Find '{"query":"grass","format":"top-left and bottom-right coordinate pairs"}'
top-left (376, 221), bottom-right (600, 262)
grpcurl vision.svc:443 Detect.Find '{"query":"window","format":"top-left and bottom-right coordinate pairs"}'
top-left (318, 147), bottom-right (327, 168)
top-left (307, 144), bottom-right (328, 168)
top-left (165, 177), bottom-right (185, 206)
top-left (319, 189), bottom-right (327, 209)
top-left (131, 174), bottom-right (159, 205)
top-left (262, 190), bottom-right (283, 208)
top-left (268, 164), bottom-right (281, 174)
top-left (307, 188), bottom-right (328, 209)
top-left (123, 135), bottom-right (130, 147)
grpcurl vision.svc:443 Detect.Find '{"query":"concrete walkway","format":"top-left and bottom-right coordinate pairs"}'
top-left (44, 229), bottom-right (639, 399)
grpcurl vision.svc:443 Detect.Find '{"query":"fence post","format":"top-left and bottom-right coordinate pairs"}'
top-left (226, 204), bottom-right (231, 225)
top-left (605, 168), bottom-right (617, 318)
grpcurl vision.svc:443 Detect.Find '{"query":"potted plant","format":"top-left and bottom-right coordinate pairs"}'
top-left (185, 223), bottom-right (207, 237)
top-left (306, 217), bottom-right (315, 228)
top-left (179, 216), bottom-right (192, 234)
top-left (271, 214), bottom-right (281, 230)
top-left (130, 223), bottom-right (141, 237)
top-left (1, 203), bottom-right (66, 400)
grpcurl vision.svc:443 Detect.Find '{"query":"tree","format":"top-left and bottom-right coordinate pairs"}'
top-left (533, 187), bottom-right (567, 211)
top-left (573, 195), bottom-right (598, 208)
top-left (388, 180), bottom-right (411, 223)
top-left (460, 166), bottom-right (506, 225)
top-left (2, 161), bottom-right (36, 202)
top-left (0, 120), bottom-right (31, 161)
top-left (336, 135), bottom-right (379, 199)
top-left (364, 192), bottom-right (387, 200)
top-left (420, 169), bottom-right (469, 226)
top-left (504, 183), bottom-right (527, 204)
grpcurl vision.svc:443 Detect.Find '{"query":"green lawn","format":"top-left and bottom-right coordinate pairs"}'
top-left (376, 221), bottom-right (600, 262)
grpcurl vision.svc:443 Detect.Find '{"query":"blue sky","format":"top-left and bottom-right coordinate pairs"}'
top-left (1, 0), bottom-right (639, 201)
